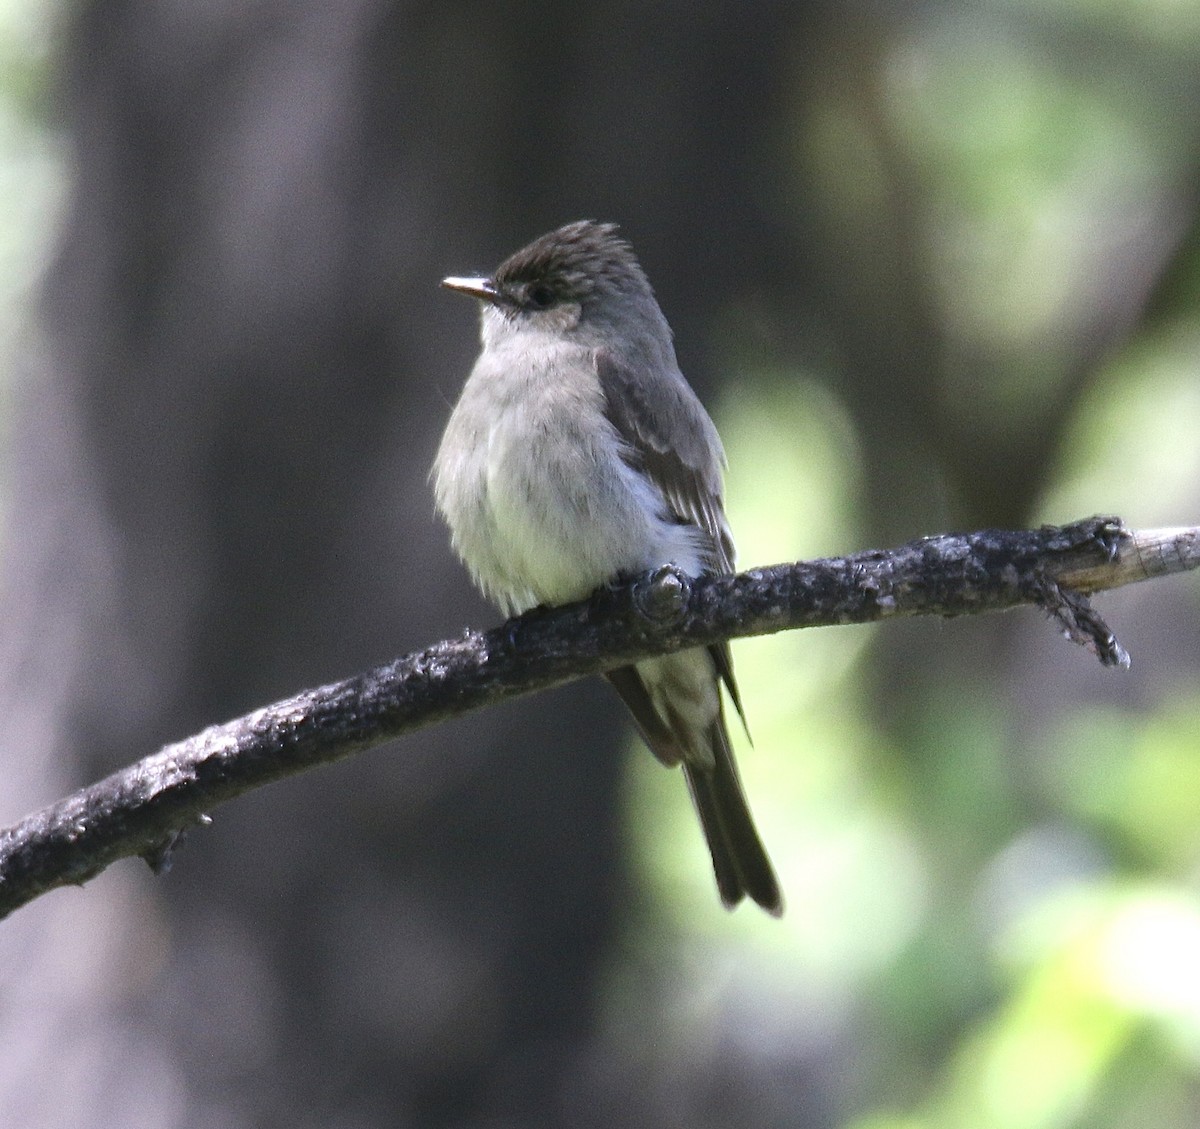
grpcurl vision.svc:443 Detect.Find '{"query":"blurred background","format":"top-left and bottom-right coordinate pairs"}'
top-left (0, 1), bottom-right (1198, 1126)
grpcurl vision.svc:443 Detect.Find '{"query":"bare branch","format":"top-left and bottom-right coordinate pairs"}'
top-left (1, 515), bottom-right (1196, 920)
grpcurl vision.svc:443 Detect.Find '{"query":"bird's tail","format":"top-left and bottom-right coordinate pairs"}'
top-left (683, 713), bottom-right (782, 915)
top-left (605, 657), bottom-right (782, 915)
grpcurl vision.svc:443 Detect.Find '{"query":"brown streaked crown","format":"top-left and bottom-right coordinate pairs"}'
top-left (491, 220), bottom-right (652, 310)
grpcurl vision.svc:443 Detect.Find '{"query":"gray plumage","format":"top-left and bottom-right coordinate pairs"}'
top-left (433, 220), bottom-right (781, 914)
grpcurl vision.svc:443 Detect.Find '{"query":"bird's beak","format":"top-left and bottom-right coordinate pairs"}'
top-left (441, 276), bottom-right (500, 304)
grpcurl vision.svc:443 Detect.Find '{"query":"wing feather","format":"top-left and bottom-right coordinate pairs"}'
top-left (594, 348), bottom-right (734, 574)
top-left (595, 348), bottom-right (745, 722)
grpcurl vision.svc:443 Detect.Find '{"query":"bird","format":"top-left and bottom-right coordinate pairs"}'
top-left (432, 220), bottom-right (781, 914)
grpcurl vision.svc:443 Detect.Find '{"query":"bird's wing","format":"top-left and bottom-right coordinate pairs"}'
top-left (594, 348), bottom-right (734, 573)
top-left (595, 348), bottom-right (744, 721)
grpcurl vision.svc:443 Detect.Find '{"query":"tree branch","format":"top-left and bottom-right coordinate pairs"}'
top-left (1, 515), bottom-right (1196, 920)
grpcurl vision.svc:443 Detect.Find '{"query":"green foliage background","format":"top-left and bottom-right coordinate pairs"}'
top-left (618, 6), bottom-right (1200, 1127)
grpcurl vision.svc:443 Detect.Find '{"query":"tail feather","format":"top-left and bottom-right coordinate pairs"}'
top-left (605, 661), bottom-right (782, 915)
top-left (685, 715), bottom-right (782, 915)
top-left (605, 665), bottom-right (684, 766)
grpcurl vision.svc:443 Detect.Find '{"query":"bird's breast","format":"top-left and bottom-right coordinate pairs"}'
top-left (435, 344), bottom-right (704, 615)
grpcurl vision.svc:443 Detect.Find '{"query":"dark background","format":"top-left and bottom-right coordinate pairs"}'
top-left (1, 3), bottom-right (1199, 1126)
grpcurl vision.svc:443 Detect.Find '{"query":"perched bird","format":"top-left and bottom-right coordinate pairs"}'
top-left (433, 220), bottom-right (781, 914)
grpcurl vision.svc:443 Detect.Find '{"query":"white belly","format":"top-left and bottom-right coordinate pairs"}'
top-left (434, 353), bottom-right (703, 615)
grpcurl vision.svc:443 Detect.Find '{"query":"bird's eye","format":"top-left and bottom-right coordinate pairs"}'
top-left (526, 283), bottom-right (556, 310)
